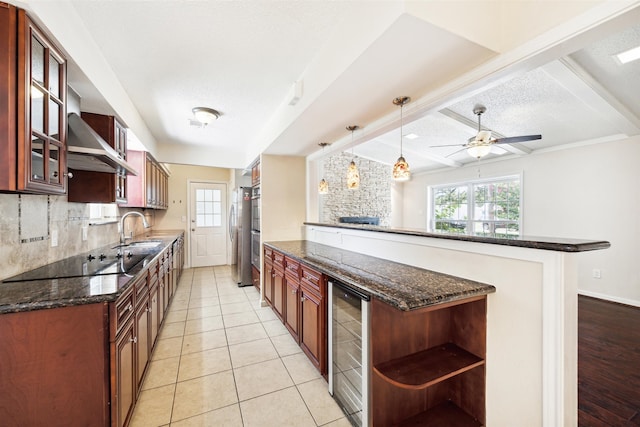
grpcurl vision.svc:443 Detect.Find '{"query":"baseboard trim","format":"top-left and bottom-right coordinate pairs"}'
top-left (578, 289), bottom-right (640, 308)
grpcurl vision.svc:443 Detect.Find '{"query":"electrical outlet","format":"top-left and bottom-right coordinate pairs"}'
top-left (51, 229), bottom-right (58, 247)
top-left (592, 269), bottom-right (602, 279)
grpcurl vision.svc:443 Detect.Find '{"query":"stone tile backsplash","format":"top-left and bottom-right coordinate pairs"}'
top-left (0, 193), bottom-right (153, 281)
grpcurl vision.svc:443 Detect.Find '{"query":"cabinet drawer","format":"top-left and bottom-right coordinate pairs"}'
top-left (274, 251), bottom-right (285, 268)
top-left (301, 265), bottom-right (323, 294)
top-left (135, 276), bottom-right (149, 306)
top-left (111, 288), bottom-right (135, 338)
top-left (264, 246), bottom-right (273, 260)
top-left (284, 257), bottom-right (300, 278)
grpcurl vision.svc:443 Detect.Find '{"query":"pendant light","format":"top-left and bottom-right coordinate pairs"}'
top-left (346, 125), bottom-right (360, 189)
top-left (318, 142), bottom-right (330, 194)
top-left (392, 96), bottom-right (411, 181)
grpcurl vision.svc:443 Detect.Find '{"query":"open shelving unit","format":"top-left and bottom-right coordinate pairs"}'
top-left (370, 296), bottom-right (487, 426)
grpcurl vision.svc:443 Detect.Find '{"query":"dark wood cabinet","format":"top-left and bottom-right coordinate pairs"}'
top-left (113, 318), bottom-right (136, 427)
top-left (370, 296), bottom-right (487, 426)
top-left (119, 150), bottom-right (168, 210)
top-left (0, 3), bottom-right (68, 194)
top-left (251, 159), bottom-right (260, 186)
top-left (68, 112), bottom-right (128, 203)
top-left (263, 247), bottom-right (274, 305)
top-left (263, 246), bottom-right (327, 375)
top-left (252, 265), bottom-right (260, 289)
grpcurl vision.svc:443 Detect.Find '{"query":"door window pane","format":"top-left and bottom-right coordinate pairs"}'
top-left (195, 188), bottom-right (222, 227)
top-left (32, 94), bottom-right (44, 134)
top-left (31, 137), bottom-right (45, 180)
top-left (49, 99), bottom-right (59, 139)
top-left (31, 37), bottom-right (45, 86)
top-left (49, 54), bottom-right (61, 98)
top-left (49, 143), bottom-right (59, 184)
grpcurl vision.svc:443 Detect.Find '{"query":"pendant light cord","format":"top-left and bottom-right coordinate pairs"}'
top-left (400, 103), bottom-right (404, 157)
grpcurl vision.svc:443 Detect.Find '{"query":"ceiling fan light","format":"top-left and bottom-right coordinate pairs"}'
top-left (192, 107), bottom-right (220, 125)
top-left (392, 156), bottom-right (410, 181)
top-left (347, 160), bottom-right (360, 189)
top-left (467, 144), bottom-right (492, 159)
top-left (318, 178), bottom-right (329, 194)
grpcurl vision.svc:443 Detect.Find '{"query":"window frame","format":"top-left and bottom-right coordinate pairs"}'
top-left (428, 173), bottom-right (523, 237)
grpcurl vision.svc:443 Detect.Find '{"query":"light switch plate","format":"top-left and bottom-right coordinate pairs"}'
top-left (51, 229), bottom-right (58, 247)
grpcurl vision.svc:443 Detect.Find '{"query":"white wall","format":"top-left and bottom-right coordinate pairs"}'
top-left (400, 136), bottom-right (640, 306)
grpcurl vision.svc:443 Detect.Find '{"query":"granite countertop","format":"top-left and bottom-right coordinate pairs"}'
top-left (264, 240), bottom-right (496, 311)
top-left (0, 231), bottom-right (184, 314)
top-left (305, 222), bottom-right (611, 253)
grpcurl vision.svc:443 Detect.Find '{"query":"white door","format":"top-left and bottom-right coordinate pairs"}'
top-left (190, 182), bottom-right (227, 267)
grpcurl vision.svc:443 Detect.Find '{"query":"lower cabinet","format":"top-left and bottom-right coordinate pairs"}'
top-left (113, 318), bottom-right (136, 427)
top-left (263, 246), bottom-right (327, 375)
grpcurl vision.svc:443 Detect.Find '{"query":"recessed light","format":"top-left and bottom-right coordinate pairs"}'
top-left (404, 133), bottom-right (419, 140)
top-left (615, 45), bottom-right (640, 64)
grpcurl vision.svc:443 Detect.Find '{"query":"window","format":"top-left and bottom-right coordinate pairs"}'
top-left (88, 203), bottom-right (118, 224)
top-left (431, 175), bottom-right (521, 237)
top-left (195, 188), bottom-right (222, 227)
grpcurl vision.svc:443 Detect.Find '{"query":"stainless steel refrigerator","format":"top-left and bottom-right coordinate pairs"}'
top-left (230, 187), bottom-right (252, 286)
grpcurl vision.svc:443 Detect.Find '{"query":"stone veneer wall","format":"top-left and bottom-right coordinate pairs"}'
top-left (0, 194), bottom-right (152, 281)
top-left (320, 152), bottom-right (392, 226)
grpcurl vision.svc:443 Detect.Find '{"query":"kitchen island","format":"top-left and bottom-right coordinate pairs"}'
top-left (304, 222), bottom-right (610, 427)
top-left (0, 231), bottom-right (184, 427)
top-left (264, 239), bottom-right (496, 425)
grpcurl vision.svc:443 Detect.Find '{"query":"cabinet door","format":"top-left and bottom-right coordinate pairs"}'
top-left (273, 267), bottom-right (285, 321)
top-left (149, 284), bottom-right (159, 346)
top-left (285, 278), bottom-right (300, 342)
top-left (17, 11), bottom-right (67, 194)
top-left (300, 288), bottom-right (323, 371)
top-left (115, 119), bottom-right (127, 203)
top-left (135, 297), bottom-right (150, 389)
top-left (264, 261), bottom-right (274, 305)
top-left (113, 321), bottom-right (136, 427)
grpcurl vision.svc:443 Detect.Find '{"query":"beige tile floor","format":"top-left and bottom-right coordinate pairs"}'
top-left (129, 266), bottom-right (351, 427)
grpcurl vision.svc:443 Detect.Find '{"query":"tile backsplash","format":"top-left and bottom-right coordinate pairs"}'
top-left (0, 193), bottom-right (153, 281)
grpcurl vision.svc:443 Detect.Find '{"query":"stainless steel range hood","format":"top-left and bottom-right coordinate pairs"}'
top-left (67, 113), bottom-right (138, 175)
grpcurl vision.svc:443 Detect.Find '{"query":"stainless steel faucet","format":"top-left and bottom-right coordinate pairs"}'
top-left (120, 211), bottom-right (151, 245)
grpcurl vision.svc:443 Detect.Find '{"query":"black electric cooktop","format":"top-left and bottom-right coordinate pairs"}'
top-left (3, 250), bottom-right (149, 283)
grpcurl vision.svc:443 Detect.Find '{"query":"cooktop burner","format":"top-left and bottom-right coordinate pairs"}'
top-left (2, 250), bottom-right (149, 283)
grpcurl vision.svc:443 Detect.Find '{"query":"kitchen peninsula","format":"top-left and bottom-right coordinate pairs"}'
top-left (303, 222), bottom-right (609, 427)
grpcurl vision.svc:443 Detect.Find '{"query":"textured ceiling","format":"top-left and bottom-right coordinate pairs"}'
top-left (56, 1), bottom-right (640, 171)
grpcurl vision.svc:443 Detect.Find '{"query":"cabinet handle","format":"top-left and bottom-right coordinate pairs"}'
top-left (130, 337), bottom-right (137, 343)
top-left (65, 172), bottom-right (73, 179)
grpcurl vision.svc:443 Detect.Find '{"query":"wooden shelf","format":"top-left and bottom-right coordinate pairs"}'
top-left (373, 342), bottom-right (484, 390)
top-left (395, 401), bottom-right (483, 427)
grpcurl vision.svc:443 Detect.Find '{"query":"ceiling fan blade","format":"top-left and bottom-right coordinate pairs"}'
top-left (445, 147), bottom-right (469, 158)
top-left (430, 144), bottom-right (466, 148)
top-left (493, 134), bottom-right (542, 144)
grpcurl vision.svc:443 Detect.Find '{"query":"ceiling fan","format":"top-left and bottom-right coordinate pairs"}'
top-left (432, 104), bottom-right (542, 158)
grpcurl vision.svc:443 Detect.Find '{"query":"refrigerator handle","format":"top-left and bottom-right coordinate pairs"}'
top-left (229, 205), bottom-right (235, 242)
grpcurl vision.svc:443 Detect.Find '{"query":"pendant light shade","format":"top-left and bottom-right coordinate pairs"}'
top-left (392, 96), bottom-right (411, 181)
top-left (346, 125), bottom-right (360, 189)
top-left (318, 142), bottom-right (330, 194)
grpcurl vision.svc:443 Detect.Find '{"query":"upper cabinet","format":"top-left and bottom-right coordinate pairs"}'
top-left (68, 112), bottom-right (128, 203)
top-left (0, 3), bottom-right (68, 194)
top-left (251, 159), bottom-right (260, 186)
top-left (119, 150), bottom-right (169, 210)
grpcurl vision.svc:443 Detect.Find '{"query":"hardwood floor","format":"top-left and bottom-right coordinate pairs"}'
top-left (578, 295), bottom-right (640, 426)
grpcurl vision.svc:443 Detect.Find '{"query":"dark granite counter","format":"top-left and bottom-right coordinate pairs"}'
top-left (264, 240), bottom-right (496, 311)
top-left (305, 222), bottom-right (611, 253)
top-left (0, 231), bottom-right (183, 314)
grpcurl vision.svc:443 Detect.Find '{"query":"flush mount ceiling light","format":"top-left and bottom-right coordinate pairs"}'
top-left (615, 45), bottom-right (640, 64)
top-left (392, 96), bottom-right (411, 182)
top-left (192, 107), bottom-right (220, 125)
top-left (318, 142), bottom-right (330, 194)
top-left (346, 125), bottom-right (360, 190)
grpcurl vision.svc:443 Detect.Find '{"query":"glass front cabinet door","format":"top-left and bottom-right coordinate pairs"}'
top-left (19, 10), bottom-right (67, 194)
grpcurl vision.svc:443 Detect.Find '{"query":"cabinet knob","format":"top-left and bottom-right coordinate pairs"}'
top-left (130, 337), bottom-right (137, 344)
top-left (128, 304), bottom-right (133, 312)
top-left (301, 296), bottom-right (306, 302)
top-left (291, 289), bottom-right (297, 294)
